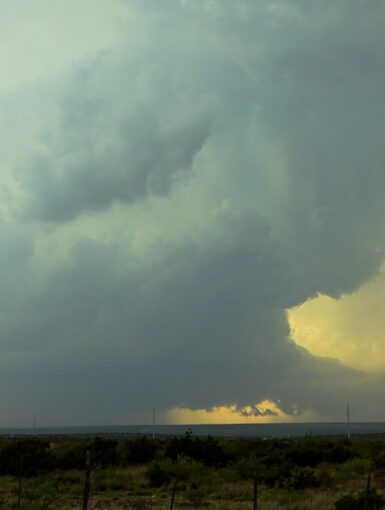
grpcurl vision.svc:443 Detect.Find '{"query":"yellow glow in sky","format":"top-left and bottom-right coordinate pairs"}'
top-left (166, 400), bottom-right (320, 424)
top-left (166, 266), bottom-right (385, 425)
top-left (288, 264), bottom-right (385, 371)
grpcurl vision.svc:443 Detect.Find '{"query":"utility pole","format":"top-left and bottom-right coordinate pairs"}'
top-left (152, 408), bottom-right (156, 440)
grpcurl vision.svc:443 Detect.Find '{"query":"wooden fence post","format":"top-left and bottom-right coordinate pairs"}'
top-left (82, 449), bottom-right (91, 510)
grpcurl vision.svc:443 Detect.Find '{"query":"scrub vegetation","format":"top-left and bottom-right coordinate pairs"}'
top-left (1, 433), bottom-right (385, 509)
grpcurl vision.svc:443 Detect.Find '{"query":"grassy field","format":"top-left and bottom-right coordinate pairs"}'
top-left (0, 434), bottom-right (384, 509)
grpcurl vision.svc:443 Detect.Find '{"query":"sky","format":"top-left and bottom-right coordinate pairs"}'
top-left (1, 0), bottom-right (385, 427)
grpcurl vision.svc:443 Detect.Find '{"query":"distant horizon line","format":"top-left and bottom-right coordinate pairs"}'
top-left (1, 420), bottom-right (385, 429)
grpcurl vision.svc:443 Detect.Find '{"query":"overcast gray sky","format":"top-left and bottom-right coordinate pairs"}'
top-left (1, 0), bottom-right (385, 426)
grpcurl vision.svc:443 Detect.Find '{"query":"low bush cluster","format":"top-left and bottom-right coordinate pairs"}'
top-left (335, 488), bottom-right (385, 509)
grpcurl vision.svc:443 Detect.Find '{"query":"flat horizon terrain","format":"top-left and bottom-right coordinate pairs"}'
top-left (1, 421), bottom-right (385, 439)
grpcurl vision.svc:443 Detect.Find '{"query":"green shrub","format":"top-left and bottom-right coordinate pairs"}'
top-left (92, 467), bottom-right (131, 492)
top-left (185, 482), bottom-right (207, 508)
top-left (0, 438), bottom-right (53, 476)
top-left (335, 489), bottom-right (385, 509)
top-left (326, 442), bottom-right (358, 464)
top-left (165, 432), bottom-right (225, 466)
top-left (118, 437), bottom-right (158, 465)
top-left (89, 437), bottom-right (118, 467)
top-left (316, 462), bottom-right (335, 488)
top-left (339, 458), bottom-right (370, 477)
top-left (146, 459), bottom-right (175, 487)
top-left (286, 466), bottom-right (319, 489)
top-left (52, 440), bottom-right (88, 470)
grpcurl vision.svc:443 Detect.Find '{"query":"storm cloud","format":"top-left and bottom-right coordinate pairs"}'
top-left (1, 0), bottom-right (385, 425)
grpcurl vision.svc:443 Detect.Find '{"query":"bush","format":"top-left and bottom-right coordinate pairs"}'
top-left (286, 442), bottom-right (325, 467)
top-left (146, 459), bottom-right (175, 487)
top-left (316, 462), bottom-right (335, 489)
top-left (92, 467), bottom-right (131, 492)
top-left (52, 440), bottom-right (89, 470)
top-left (326, 442), bottom-right (358, 464)
top-left (339, 458), bottom-right (370, 478)
top-left (118, 437), bottom-right (158, 465)
top-left (89, 437), bottom-right (118, 467)
top-left (0, 438), bottom-right (53, 476)
top-left (286, 466), bottom-right (319, 489)
top-left (185, 483), bottom-right (207, 508)
top-left (335, 489), bottom-right (385, 509)
top-left (165, 434), bottom-right (224, 466)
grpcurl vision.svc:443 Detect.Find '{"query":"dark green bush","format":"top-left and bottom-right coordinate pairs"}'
top-left (165, 433), bottom-right (225, 466)
top-left (118, 437), bottom-right (158, 465)
top-left (89, 437), bottom-right (118, 467)
top-left (327, 442), bottom-right (358, 464)
top-left (52, 440), bottom-right (89, 470)
top-left (316, 462), bottom-right (335, 488)
top-left (146, 459), bottom-right (175, 487)
top-left (335, 489), bottom-right (385, 509)
top-left (286, 466), bottom-right (319, 489)
top-left (0, 438), bottom-right (53, 476)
